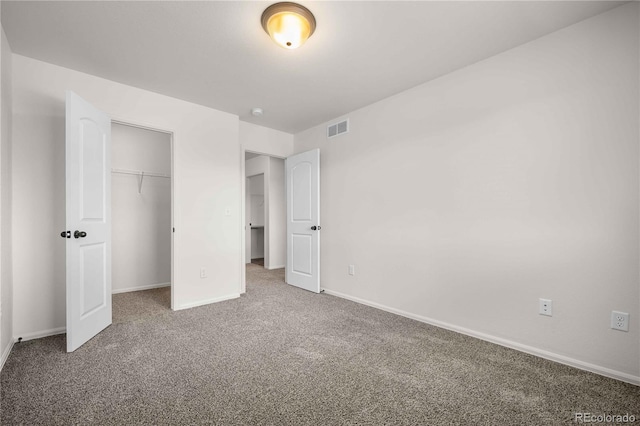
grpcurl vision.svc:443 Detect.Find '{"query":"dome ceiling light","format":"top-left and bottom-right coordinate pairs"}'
top-left (261, 2), bottom-right (316, 49)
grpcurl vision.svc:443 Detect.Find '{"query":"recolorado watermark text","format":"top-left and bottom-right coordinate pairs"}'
top-left (574, 413), bottom-right (636, 423)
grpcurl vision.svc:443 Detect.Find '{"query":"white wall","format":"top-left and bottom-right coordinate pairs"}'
top-left (249, 173), bottom-right (265, 226)
top-left (294, 4), bottom-right (640, 383)
top-left (268, 157), bottom-right (285, 269)
top-left (246, 157), bottom-right (269, 265)
top-left (12, 55), bottom-right (241, 339)
top-left (250, 228), bottom-right (264, 259)
top-left (245, 178), bottom-right (250, 263)
top-left (240, 121), bottom-right (293, 158)
top-left (111, 123), bottom-right (171, 294)
top-left (0, 21), bottom-right (13, 368)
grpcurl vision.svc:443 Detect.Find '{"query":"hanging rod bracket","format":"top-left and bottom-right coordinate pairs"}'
top-left (137, 171), bottom-right (144, 194)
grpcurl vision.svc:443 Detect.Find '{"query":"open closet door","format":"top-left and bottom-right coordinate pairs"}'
top-left (64, 91), bottom-right (112, 352)
top-left (285, 149), bottom-right (320, 293)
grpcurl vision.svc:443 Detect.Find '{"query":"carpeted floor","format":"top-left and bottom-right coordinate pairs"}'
top-left (112, 286), bottom-right (171, 324)
top-left (1, 264), bottom-right (638, 425)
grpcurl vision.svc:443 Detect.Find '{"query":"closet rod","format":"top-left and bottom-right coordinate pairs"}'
top-left (111, 168), bottom-right (171, 179)
top-left (111, 168), bottom-right (171, 194)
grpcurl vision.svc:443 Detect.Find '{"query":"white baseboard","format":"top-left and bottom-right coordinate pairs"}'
top-left (12, 292), bottom-right (239, 344)
top-left (321, 288), bottom-right (640, 386)
top-left (112, 282), bottom-right (171, 294)
top-left (15, 326), bottom-right (66, 343)
top-left (0, 339), bottom-right (15, 372)
top-left (265, 265), bottom-right (285, 270)
top-left (174, 293), bottom-right (240, 311)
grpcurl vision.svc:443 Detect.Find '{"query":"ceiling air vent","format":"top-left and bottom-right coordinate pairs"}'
top-left (327, 119), bottom-right (349, 138)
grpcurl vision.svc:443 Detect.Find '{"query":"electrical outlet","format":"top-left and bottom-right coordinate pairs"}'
top-left (539, 298), bottom-right (552, 316)
top-left (348, 265), bottom-right (355, 276)
top-left (200, 268), bottom-right (207, 279)
top-left (611, 311), bottom-right (629, 332)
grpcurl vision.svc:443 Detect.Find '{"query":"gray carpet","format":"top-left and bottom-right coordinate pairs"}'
top-left (1, 264), bottom-right (638, 425)
top-left (112, 286), bottom-right (171, 324)
top-left (251, 258), bottom-right (264, 266)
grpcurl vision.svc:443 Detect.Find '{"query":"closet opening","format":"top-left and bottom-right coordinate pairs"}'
top-left (111, 122), bottom-right (174, 320)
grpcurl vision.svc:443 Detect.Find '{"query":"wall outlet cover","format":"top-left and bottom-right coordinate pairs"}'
top-left (539, 298), bottom-right (552, 316)
top-left (611, 311), bottom-right (629, 332)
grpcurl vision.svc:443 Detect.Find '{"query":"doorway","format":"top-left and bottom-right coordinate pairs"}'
top-left (243, 152), bottom-right (286, 290)
top-left (240, 148), bottom-right (321, 295)
top-left (111, 122), bottom-right (173, 315)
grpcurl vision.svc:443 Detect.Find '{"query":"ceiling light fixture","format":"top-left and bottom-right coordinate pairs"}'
top-left (251, 107), bottom-right (264, 117)
top-left (261, 2), bottom-right (316, 49)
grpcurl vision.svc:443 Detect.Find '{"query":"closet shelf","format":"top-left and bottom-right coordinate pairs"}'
top-left (111, 168), bottom-right (171, 193)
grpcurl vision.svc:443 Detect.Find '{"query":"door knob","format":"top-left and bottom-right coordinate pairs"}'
top-left (60, 230), bottom-right (71, 239)
top-left (74, 230), bottom-right (87, 239)
top-left (311, 226), bottom-right (321, 231)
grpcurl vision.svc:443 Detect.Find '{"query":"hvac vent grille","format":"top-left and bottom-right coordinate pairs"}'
top-left (327, 119), bottom-right (349, 138)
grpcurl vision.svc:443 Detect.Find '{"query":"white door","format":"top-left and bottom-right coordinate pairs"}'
top-left (285, 149), bottom-right (320, 293)
top-left (65, 91), bottom-right (112, 352)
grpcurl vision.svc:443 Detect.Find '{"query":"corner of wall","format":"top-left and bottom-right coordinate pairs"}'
top-left (240, 121), bottom-right (294, 158)
top-left (0, 21), bottom-right (15, 371)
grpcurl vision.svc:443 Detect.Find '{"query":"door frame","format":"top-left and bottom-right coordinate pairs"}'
top-left (111, 118), bottom-right (175, 310)
top-left (240, 146), bottom-right (286, 294)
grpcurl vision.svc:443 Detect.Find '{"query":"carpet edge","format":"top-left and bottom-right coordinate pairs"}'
top-left (322, 288), bottom-right (640, 387)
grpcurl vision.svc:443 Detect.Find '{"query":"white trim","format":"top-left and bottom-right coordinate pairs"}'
top-left (110, 118), bottom-right (175, 135)
top-left (240, 145), bottom-right (247, 294)
top-left (0, 340), bottom-right (14, 372)
top-left (321, 288), bottom-right (640, 386)
top-left (15, 326), bottom-right (66, 342)
top-left (174, 293), bottom-right (240, 311)
top-left (265, 265), bottom-right (285, 270)
top-left (112, 282), bottom-right (171, 294)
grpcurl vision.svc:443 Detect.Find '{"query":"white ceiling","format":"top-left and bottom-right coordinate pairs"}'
top-left (1, 1), bottom-right (627, 134)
